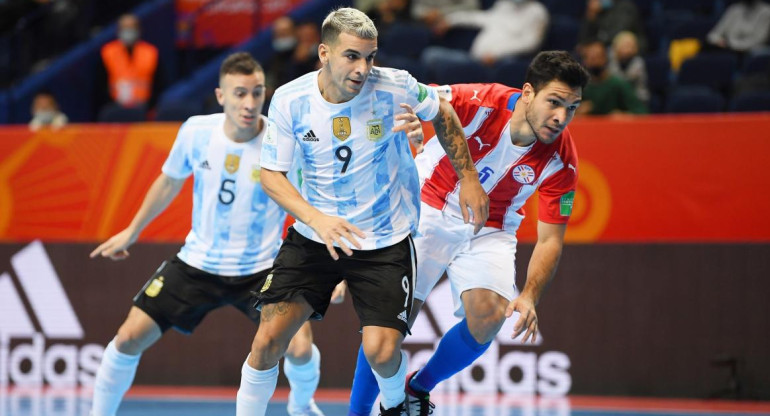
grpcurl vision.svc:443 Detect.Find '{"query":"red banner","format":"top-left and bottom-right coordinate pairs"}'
top-left (1, 114), bottom-right (770, 243)
top-left (175, 0), bottom-right (304, 48)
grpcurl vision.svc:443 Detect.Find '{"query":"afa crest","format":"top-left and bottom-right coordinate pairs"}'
top-left (260, 274), bottom-right (273, 293)
top-left (251, 165), bottom-right (261, 183)
top-left (145, 276), bottom-right (164, 298)
top-left (367, 118), bottom-right (383, 141)
top-left (225, 154), bottom-right (241, 174)
top-left (333, 117), bottom-right (351, 141)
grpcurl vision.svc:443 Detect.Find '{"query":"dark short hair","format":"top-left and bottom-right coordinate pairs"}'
top-left (219, 52), bottom-right (263, 79)
top-left (525, 50), bottom-right (590, 92)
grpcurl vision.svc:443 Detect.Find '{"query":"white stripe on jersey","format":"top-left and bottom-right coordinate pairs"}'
top-left (263, 68), bottom-right (440, 250)
top-left (162, 113), bottom-right (285, 276)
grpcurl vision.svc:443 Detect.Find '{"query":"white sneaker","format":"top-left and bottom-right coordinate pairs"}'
top-left (287, 398), bottom-right (324, 416)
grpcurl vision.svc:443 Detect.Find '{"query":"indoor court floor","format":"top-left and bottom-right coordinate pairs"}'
top-left (2, 386), bottom-right (770, 416)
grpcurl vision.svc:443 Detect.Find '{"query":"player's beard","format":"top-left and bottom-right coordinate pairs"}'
top-left (524, 104), bottom-right (545, 144)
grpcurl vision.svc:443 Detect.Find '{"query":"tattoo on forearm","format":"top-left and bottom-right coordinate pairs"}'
top-left (433, 107), bottom-right (475, 179)
top-left (261, 302), bottom-right (290, 323)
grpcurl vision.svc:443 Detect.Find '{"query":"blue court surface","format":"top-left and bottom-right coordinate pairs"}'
top-left (3, 387), bottom-right (770, 416)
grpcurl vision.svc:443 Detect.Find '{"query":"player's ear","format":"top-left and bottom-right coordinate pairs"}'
top-left (521, 83), bottom-right (535, 104)
top-left (215, 87), bottom-right (224, 106)
top-left (318, 43), bottom-right (329, 66)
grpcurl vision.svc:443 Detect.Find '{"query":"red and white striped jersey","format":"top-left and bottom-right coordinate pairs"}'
top-left (416, 83), bottom-right (578, 233)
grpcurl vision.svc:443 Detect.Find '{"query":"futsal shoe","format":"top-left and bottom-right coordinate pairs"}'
top-left (287, 398), bottom-right (325, 416)
top-left (405, 371), bottom-right (434, 416)
top-left (379, 400), bottom-right (408, 415)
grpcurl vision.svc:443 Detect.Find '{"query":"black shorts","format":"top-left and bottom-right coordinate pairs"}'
top-left (255, 228), bottom-right (416, 335)
top-left (133, 256), bottom-right (268, 334)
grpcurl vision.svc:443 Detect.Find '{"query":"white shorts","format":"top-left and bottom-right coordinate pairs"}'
top-left (414, 202), bottom-right (519, 317)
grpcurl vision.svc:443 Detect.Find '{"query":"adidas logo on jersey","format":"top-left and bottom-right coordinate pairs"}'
top-left (199, 160), bottom-right (211, 169)
top-left (302, 130), bottom-right (319, 142)
top-left (397, 310), bottom-right (408, 323)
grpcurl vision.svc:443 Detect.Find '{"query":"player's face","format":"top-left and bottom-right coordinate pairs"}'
top-left (319, 32), bottom-right (377, 102)
top-left (524, 80), bottom-right (582, 144)
top-left (216, 71), bottom-right (265, 134)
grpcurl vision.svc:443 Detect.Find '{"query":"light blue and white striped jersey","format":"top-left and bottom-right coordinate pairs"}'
top-left (162, 113), bottom-right (285, 276)
top-left (262, 67), bottom-right (440, 250)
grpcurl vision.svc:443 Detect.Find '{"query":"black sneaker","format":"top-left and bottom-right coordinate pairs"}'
top-left (405, 371), bottom-right (434, 416)
top-left (379, 401), bottom-right (407, 416)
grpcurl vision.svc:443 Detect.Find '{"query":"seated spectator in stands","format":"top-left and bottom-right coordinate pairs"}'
top-left (366, 0), bottom-right (414, 32)
top-left (421, 0), bottom-right (549, 72)
top-left (266, 18), bottom-right (320, 93)
top-left (29, 91), bottom-right (68, 131)
top-left (608, 31), bottom-right (649, 103)
top-left (96, 13), bottom-right (161, 116)
top-left (411, 0), bottom-right (481, 36)
top-left (577, 41), bottom-right (647, 115)
top-left (706, 0), bottom-right (770, 53)
top-left (579, 0), bottom-right (647, 53)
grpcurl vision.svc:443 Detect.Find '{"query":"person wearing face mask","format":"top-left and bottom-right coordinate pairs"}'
top-left (265, 18), bottom-right (321, 105)
top-left (608, 31), bottom-right (649, 104)
top-left (96, 13), bottom-right (162, 118)
top-left (577, 40), bottom-right (647, 115)
top-left (578, 0), bottom-right (647, 53)
top-left (29, 91), bottom-right (68, 131)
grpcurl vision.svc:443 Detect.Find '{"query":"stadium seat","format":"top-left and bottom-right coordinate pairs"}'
top-left (665, 86), bottom-right (725, 113)
top-left (380, 56), bottom-right (426, 80)
top-left (541, 15), bottom-right (580, 52)
top-left (645, 55), bottom-right (672, 94)
top-left (155, 100), bottom-right (203, 122)
top-left (667, 16), bottom-right (717, 41)
top-left (677, 53), bottom-right (738, 92)
top-left (742, 50), bottom-right (770, 75)
top-left (542, 0), bottom-right (584, 17)
top-left (433, 60), bottom-right (491, 85)
top-left (436, 28), bottom-right (481, 51)
top-left (659, 0), bottom-right (716, 16)
top-left (379, 24), bottom-right (432, 60)
top-left (97, 103), bottom-right (147, 122)
top-left (729, 92), bottom-right (770, 112)
top-left (491, 58), bottom-right (529, 88)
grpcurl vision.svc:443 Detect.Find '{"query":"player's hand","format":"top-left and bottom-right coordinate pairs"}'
top-left (89, 228), bottom-right (137, 260)
top-left (458, 176), bottom-right (489, 234)
top-left (393, 103), bottom-right (425, 154)
top-left (506, 295), bottom-right (539, 343)
top-left (306, 214), bottom-right (366, 260)
top-left (330, 280), bottom-right (347, 304)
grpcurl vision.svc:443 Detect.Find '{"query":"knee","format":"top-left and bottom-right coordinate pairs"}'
top-left (249, 335), bottom-right (287, 370)
top-left (285, 331), bottom-right (313, 363)
top-left (465, 300), bottom-right (507, 344)
top-left (114, 328), bottom-right (148, 355)
top-left (362, 335), bottom-right (401, 373)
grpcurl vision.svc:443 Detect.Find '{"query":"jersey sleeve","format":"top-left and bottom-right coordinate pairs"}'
top-left (404, 73), bottom-right (440, 121)
top-left (537, 131), bottom-right (579, 224)
top-left (261, 96), bottom-right (296, 172)
top-left (161, 121), bottom-right (193, 179)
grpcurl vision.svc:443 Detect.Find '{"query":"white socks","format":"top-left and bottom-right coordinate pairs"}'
top-left (236, 356), bottom-right (279, 416)
top-left (91, 340), bottom-right (141, 416)
top-left (373, 350), bottom-right (407, 410)
top-left (284, 344), bottom-right (321, 411)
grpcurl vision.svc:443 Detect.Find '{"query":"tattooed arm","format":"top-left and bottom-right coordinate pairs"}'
top-left (431, 98), bottom-right (489, 233)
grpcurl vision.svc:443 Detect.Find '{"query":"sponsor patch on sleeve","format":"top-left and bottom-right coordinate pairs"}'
top-left (560, 191), bottom-right (575, 216)
top-left (417, 83), bottom-right (428, 103)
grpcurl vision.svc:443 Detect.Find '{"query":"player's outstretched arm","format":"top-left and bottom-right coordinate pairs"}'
top-left (431, 98), bottom-right (489, 233)
top-left (506, 221), bottom-right (567, 343)
top-left (90, 173), bottom-right (185, 260)
top-left (261, 168), bottom-right (365, 260)
top-left (392, 103), bottom-right (425, 153)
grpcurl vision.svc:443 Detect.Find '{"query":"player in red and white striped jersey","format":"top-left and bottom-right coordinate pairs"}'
top-left (348, 51), bottom-right (591, 416)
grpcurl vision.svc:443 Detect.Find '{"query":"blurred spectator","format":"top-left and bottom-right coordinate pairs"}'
top-left (579, 0), bottom-right (647, 53)
top-left (608, 31), bottom-right (649, 103)
top-left (266, 18), bottom-right (320, 91)
top-left (366, 0), bottom-right (413, 31)
top-left (411, 0), bottom-right (481, 35)
top-left (577, 41), bottom-right (647, 115)
top-left (29, 91), bottom-right (68, 131)
top-left (421, 0), bottom-right (549, 71)
top-left (95, 13), bottom-right (162, 116)
top-left (706, 0), bottom-right (770, 53)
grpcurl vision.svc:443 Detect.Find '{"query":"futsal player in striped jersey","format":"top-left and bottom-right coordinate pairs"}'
top-left (235, 7), bottom-right (489, 416)
top-left (88, 52), bottom-right (348, 416)
top-left (348, 51), bottom-right (591, 416)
